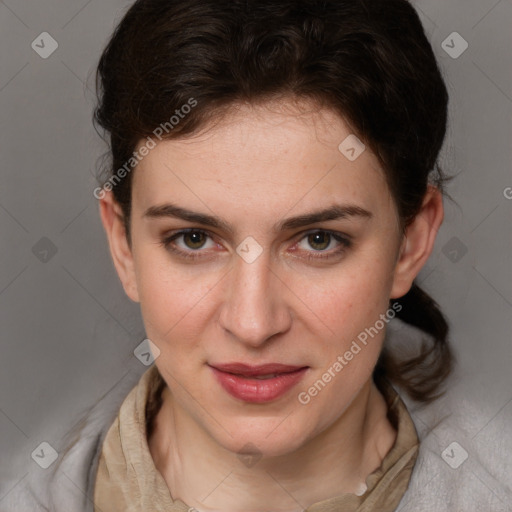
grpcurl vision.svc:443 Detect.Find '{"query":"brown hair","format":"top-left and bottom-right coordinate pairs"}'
top-left (94, 0), bottom-right (454, 406)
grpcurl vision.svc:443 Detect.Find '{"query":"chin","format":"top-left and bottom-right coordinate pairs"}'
top-left (210, 416), bottom-right (313, 460)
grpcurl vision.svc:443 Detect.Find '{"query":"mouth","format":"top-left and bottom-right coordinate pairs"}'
top-left (208, 362), bottom-right (309, 403)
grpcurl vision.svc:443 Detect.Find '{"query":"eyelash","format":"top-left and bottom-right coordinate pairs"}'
top-left (160, 228), bottom-right (352, 262)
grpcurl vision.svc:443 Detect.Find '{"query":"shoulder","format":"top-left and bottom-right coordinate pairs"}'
top-left (0, 370), bottom-right (143, 512)
top-left (396, 388), bottom-right (512, 511)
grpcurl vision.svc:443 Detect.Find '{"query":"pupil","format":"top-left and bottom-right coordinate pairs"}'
top-left (309, 232), bottom-right (329, 250)
top-left (186, 232), bottom-right (205, 249)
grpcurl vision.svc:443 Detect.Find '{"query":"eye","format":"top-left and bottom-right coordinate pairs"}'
top-left (178, 230), bottom-right (211, 250)
top-left (294, 230), bottom-right (351, 260)
top-left (160, 229), bottom-right (218, 260)
top-left (300, 232), bottom-right (336, 251)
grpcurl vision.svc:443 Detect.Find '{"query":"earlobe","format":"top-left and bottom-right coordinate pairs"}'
top-left (390, 185), bottom-right (444, 299)
top-left (98, 191), bottom-right (140, 303)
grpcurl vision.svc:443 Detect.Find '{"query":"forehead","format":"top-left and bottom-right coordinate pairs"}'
top-left (131, 100), bottom-right (393, 221)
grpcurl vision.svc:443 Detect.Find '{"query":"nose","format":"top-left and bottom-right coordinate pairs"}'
top-left (219, 251), bottom-right (292, 348)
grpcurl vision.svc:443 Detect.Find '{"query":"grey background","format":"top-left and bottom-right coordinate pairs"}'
top-left (1, 0), bottom-right (511, 505)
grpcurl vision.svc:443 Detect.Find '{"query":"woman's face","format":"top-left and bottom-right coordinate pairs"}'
top-left (113, 100), bottom-right (410, 456)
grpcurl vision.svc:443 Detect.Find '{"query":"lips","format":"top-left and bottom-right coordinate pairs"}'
top-left (209, 362), bottom-right (309, 403)
top-left (211, 362), bottom-right (306, 377)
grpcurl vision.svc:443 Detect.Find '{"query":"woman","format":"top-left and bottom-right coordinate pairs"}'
top-left (5, 0), bottom-right (456, 511)
top-left (91, 0), bottom-right (454, 510)
top-left (93, 0), bottom-right (455, 510)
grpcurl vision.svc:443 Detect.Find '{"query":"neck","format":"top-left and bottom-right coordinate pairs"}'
top-left (149, 379), bottom-right (396, 512)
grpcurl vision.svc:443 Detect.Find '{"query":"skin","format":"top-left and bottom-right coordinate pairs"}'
top-left (99, 98), bottom-right (443, 511)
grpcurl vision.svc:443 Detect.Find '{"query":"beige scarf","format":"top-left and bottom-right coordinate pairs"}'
top-left (94, 365), bottom-right (419, 512)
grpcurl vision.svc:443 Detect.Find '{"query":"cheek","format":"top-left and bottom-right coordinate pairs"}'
top-left (295, 256), bottom-right (395, 342)
top-left (309, 253), bottom-right (396, 388)
top-left (133, 248), bottom-right (218, 348)
top-left (295, 268), bottom-right (390, 426)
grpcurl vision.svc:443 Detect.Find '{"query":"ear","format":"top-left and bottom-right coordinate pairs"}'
top-left (98, 190), bottom-right (140, 303)
top-left (390, 185), bottom-right (444, 299)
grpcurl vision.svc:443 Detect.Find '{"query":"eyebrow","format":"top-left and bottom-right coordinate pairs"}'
top-left (143, 202), bottom-right (372, 234)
